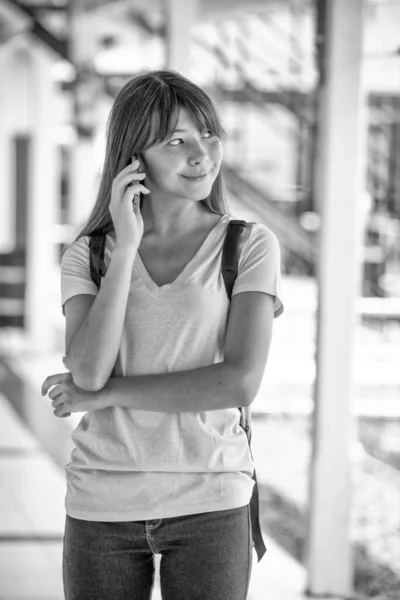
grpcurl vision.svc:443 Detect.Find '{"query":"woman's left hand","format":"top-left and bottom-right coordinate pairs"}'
top-left (41, 372), bottom-right (106, 418)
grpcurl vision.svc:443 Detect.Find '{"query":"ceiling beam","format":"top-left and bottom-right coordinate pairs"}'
top-left (0, 0), bottom-right (69, 60)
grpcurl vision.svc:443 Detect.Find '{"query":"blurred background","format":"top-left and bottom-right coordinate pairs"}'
top-left (0, 0), bottom-right (399, 599)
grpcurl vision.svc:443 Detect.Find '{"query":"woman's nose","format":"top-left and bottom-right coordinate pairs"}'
top-left (187, 142), bottom-right (208, 166)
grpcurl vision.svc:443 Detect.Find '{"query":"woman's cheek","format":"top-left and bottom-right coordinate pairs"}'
top-left (210, 138), bottom-right (223, 164)
top-left (149, 161), bottom-right (178, 188)
top-left (143, 157), bottom-right (170, 184)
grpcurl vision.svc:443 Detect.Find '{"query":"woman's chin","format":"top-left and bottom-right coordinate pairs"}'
top-left (179, 179), bottom-right (215, 198)
top-left (189, 190), bottom-right (213, 202)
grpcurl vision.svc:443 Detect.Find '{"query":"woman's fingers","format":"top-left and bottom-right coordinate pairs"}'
top-left (109, 158), bottom-right (146, 247)
top-left (113, 171), bottom-right (146, 188)
top-left (115, 159), bottom-right (140, 176)
top-left (51, 392), bottom-right (71, 418)
top-left (41, 372), bottom-right (71, 396)
top-left (54, 405), bottom-right (69, 418)
top-left (40, 373), bottom-right (72, 418)
top-left (51, 394), bottom-right (64, 408)
top-left (124, 172), bottom-right (147, 184)
top-left (48, 383), bottom-right (65, 400)
top-left (53, 397), bottom-right (71, 418)
top-left (124, 184), bottom-right (150, 199)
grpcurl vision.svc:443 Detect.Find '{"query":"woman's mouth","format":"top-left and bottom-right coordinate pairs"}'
top-left (181, 172), bottom-right (209, 181)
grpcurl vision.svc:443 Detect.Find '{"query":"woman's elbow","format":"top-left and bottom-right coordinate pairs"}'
top-left (235, 369), bottom-right (261, 408)
top-left (70, 365), bottom-right (108, 392)
top-left (77, 377), bottom-right (105, 392)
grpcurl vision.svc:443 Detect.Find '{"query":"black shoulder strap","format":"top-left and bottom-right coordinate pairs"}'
top-left (89, 232), bottom-right (107, 289)
top-left (222, 219), bottom-right (267, 563)
top-left (221, 220), bottom-right (246, 300)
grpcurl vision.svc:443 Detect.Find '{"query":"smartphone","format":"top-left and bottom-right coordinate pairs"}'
top-left (131, 154), bottom-right (144, 213)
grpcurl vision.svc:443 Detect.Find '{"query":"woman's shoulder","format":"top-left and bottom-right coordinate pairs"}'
top-left (62, 235), bottom-right (90, 260)
top-left (225, 217), bottom-right (279, 254)
top-left (59, 238), bottom-right (92, 282)
top-left (63, 235), bottom-right (89, 257)
top-left (62, 231), bottom-right (115, 259)
top-left (246, 221), bottom-right (279, 246)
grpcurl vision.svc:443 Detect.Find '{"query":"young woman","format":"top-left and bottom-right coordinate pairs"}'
top-left (42, 70), bottom-right (283, 600)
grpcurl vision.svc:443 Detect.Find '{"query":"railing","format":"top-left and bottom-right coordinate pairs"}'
top-left (0, 248), bottom-right (26, 329)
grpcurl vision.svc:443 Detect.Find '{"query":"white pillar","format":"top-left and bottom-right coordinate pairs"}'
top-left (68, 0), bottom-right (100, 232)
top-left (165, 0), bottom-right (199, 76)
top-left (306, 1), bottom-right (365, 597)
top-left (25, 44), bottom-right (59, 353)
top-left (0, 41), bottom-right (24, 251)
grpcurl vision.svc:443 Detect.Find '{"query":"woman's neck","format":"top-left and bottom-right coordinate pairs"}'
top-left (141, 197), bottom-right (212, 239)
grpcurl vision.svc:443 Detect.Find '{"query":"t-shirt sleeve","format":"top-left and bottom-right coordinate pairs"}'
top-left (60, 236), bottom-right (98, 314)
top-left (232, 223), bottom-right (284, 318)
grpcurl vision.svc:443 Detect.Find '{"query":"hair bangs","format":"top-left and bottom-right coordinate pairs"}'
top-left (143, 82), bottom-right (225, 149)
top-left (181, 93), bottom-right (224, 139)
top-left (143, 86), bottom-right (181, 149)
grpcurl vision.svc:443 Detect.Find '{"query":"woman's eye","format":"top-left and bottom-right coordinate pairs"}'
top-left (168, 132), bottom-right (214, 146)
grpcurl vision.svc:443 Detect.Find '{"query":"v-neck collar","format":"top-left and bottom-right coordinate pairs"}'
top-left (134, 215), bottom-right (227, 298)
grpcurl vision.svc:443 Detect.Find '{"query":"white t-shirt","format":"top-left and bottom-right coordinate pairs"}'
top-left (61, 213), bottom-right (284, 521)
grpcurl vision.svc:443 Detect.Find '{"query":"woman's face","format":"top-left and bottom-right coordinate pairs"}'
top-left (141, 108), bottom-right (223, 202)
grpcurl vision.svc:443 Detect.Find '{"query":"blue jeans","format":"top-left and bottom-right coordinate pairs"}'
top-left (63, 505), bottom-right (253, 600)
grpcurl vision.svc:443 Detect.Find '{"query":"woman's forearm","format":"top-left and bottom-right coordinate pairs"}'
top-left (101, 362), bottom-right (251, 412)
top-left (66, 243), bottom-right (137, 391)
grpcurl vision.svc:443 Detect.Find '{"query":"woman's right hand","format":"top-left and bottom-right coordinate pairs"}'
top-left (109, 157), bottom-right (150, 248)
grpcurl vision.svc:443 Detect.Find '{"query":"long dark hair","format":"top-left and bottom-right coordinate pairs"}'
top-left (73, 70), bottom-right (231, 243)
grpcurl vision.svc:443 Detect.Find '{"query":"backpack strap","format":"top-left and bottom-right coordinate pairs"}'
top-left (221, 220), bottom-right (246, 299)
top-left (89, 231), bottom-right (107, 289)
top-left (222, 219), bottom-right (267, 563)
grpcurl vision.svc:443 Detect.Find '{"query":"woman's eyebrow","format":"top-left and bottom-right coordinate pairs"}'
top-left (165, 126), bottom-right (207, 139)
top-left (170, 126), bottom-right (207, 133)
top-left (164, 128), bottom-right (186, 139)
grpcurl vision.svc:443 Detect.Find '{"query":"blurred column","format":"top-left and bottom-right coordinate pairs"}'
top-left (25, 43), bottom-right (59, 352)
top-left (0, 42), bottom-right (20, 251)
top-left (11, 47), bottom-right (32, 250)
top-left (306, 0), bottom-right (365, 598)
top-left (68, 0), bottom-right (100, 232)
top-left (165, 0), bottom-right (199, 76)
